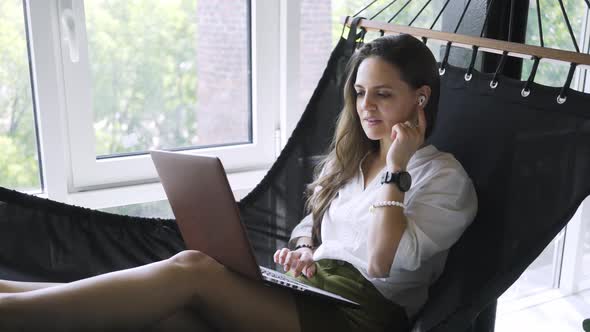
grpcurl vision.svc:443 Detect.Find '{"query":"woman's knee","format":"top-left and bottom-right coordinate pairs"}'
top-left (168, 250), bottom-right (219, 272)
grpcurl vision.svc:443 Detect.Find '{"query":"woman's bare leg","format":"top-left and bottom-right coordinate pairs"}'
top-left (183, 253), bottom-right (301, 331)
top-left (0, 250), bottom-right (300, 332)
top-left (151, 308), bottom-right (217, 332)
top-left (0, 280), bottom-right (62, 293)
top-left (0, 279), bottom-right (215, 331)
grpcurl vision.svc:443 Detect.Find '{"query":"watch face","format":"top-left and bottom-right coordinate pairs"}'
top-left (399, 172), bottom-right (412, 191)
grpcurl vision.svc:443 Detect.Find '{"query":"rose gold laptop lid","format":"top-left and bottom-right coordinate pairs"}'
top-left (150, 150), bottom-right (262, 281)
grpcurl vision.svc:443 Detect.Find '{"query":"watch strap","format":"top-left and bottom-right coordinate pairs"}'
top-left (380, 171), bottom-right (399, 184)
top-left (381, 170), bottom-right (411, 192)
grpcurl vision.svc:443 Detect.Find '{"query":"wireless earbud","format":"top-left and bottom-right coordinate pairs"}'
top-left (418, 96), bottom-right (426, 106)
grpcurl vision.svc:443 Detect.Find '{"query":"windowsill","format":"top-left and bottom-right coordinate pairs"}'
top-left (495, 288), bottom-right (590, 332)
top-left (63, 167), bottom-right (270, 210)
top-left (497, 289), bottom-right (572, 315)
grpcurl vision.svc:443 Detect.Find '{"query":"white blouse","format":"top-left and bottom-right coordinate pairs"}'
top-left (289, 144), bottom-right (478, 319)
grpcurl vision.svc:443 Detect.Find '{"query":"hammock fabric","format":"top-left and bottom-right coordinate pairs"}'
top-left (1, 28), bottom-right (590, 332)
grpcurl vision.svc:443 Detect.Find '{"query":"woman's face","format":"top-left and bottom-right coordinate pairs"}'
top-left (354, 56), bottom-right (419, 142)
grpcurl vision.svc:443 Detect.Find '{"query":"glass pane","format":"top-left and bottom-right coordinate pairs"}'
top-left (522, 0), bottom-right (586, 88)
top-left (331, 0), bottom-right (446, 46)
top-left (499, 234), bottom-right (562, 302)
top-left (0, 0), bottom-right (42, 191)
top-left (298, 0), bottom-right (332, 115)
top-left (85, 0), bottom-right (251, 157)
top-left (298, 0), bottom-right (445, 116)
top-left (101, 200), bottom-right (174, 219)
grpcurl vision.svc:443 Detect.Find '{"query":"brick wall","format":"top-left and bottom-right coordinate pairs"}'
top-left (196, 0), bottom-right (249, 146)
top-left (196, 1), bottom-right (333, 146)
top-left (299, 0), bottom-right (333, 114)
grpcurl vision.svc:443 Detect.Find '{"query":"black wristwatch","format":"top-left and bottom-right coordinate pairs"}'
top-left (380, 171), bottom-right (412, 192)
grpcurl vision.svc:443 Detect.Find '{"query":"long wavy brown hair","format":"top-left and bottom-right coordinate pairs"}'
top-left (305, 34), bottom-right (441, 247)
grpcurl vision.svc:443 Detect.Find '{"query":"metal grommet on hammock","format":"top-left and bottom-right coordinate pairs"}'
top-left (521, 56), bottom-right (540, 98)
top-left (556, 62), bottom-right (577, 105)
top-left (519, 0), bottom-right (544, 99)
top-left (439, 41), bottom-right (452, 76)
top-left (489, 50), bottom-right (508, 90)
top-left (553, 0), bottom-right (581, 104)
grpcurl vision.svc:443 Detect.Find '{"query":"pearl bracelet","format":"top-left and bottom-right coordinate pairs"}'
top-left (295, 244), bottom-right (313, 250)
top-left (369, 200), bottom-right (406, 213)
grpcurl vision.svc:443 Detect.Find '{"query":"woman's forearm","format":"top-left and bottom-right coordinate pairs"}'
top-left (367, 168), bottom-right (407, 278)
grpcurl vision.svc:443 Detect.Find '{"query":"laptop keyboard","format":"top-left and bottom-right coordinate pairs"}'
top-left (259, 266), bottom-right (360, 307)
top-left (260, 266), bottom-right (309, 290)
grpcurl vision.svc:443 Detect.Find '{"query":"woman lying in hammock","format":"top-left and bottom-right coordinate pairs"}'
top-left (0, 34), bottom-right (477, 332)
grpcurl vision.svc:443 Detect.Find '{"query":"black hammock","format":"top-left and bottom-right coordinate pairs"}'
top-left (1, 27), bottom-right (590, 332)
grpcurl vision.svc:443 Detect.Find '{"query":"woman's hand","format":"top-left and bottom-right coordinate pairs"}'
top-left (387, 107), bottom-right (427, 170)
top-left (273, 248), bottom-right (316, 278)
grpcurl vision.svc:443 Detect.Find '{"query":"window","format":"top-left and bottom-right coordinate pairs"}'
top-left (83, 1), bottom-right (251, 157)
top-left (521, 0), bottom-right (588, 88)
top-left (59, 0), bottom-right (275, 190)
top-left (20, 0), bottom-right (276, 195)
top-left (499, 231), bottom-right (564, 302)
top-left (0, 0), bottom-right (41, 192)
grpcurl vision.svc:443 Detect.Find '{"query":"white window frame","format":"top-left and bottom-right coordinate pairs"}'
top-left (279, 0), bottom-right (302, 149)
top-left (27, 0), bottom-right (279, 196)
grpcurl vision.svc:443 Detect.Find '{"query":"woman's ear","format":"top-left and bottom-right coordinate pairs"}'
top-left (416, 85), bottom-right (432, 106)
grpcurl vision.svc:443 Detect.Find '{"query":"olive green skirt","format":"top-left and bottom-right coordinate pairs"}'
top-left (286, 259), bottom-right (409, 332)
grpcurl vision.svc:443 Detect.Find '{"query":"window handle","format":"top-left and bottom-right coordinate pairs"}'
top-left (60, 7), bottom-right (79, 63)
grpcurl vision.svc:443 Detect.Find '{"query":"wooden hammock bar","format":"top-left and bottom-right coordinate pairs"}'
top-left (344, 17), bottom-right (590, 70)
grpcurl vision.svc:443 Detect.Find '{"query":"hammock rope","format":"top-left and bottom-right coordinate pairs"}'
top-left (558, 0), bottom-right (581, 53)
top-left (520, 1), bottom-right (544, 98)
top-left (387, 0), bottom-right (415, 23)
top-left (490, 50), bottom-right (509, 89)
top-left (464, 0), bottom-right (497, 80)
top-left (429, 0), bottom-right (451, 31)
top-left (370, 0), bottom-right (399, 20)
top-left (486, 0), bottom-right (515, 88)
top-left (480, 0), bottom-right (496, 38)
top-left (557, 63), bottom-right (578, 104)
top-left (439, 0), bottom-right (473, 74)
top-left (521, 56), bottom-right (541, 97)
top-left (409, 0), bottom-right (433, 26)
top-left (352, 0), bottom-right (378, 18)
top-left (536, 0), bottom-right (545, 48)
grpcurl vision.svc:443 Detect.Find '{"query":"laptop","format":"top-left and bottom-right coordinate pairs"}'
top-left (150, 150), bottom-right (359, 307)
